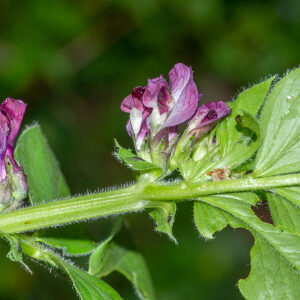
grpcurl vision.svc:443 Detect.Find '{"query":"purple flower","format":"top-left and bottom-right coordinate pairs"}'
top-left (0, 98), bottom-right (27, 210)
top-left (188, 101), bottom-right (231, 138)
top-left (121, 63), bottom-right (201, 149)
top-left (163, 63), bottom-right (200, 128)
top-left (121, 86), bottom-right (152, 149)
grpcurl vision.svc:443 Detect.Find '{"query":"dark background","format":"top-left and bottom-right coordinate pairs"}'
top-left (0, 0), bottom-right (299, 299)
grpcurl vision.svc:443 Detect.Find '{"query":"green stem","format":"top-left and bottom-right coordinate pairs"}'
top-left (144, 174), bottom-right (300, 200)
top-left (0, 185), bottom-right (149, 234)
top-left (0, 174), bottom-right (300, 234)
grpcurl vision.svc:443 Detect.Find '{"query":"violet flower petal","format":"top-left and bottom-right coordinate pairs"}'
top-left (188, 101), bottom-right (231, 136)
top-left (0, 122), bottom-right (8, 181)
top-left (163, 63), bottom-right (200, 128)
top-left (0, 98), bottom-right (26, 147)
top-left (121, 94), bottom-right (134, 113)
top-left (136, 118), bottom-right (148, 150)
top-left (126, 119), bottom-right (134, 137)
top-left (169, 63), bottom-right (192, 102)
top-left (168, 126), bottom-right (178, 141)
top-left (142, 76), bottom-right (168, 108)
top-left (121, 86), bottom-right (145, 113)
top-left (0, 98), bottom-right (26, 181)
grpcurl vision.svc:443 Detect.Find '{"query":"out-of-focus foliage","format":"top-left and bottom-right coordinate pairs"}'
top-left (0, 0), bottom-right (299, 299)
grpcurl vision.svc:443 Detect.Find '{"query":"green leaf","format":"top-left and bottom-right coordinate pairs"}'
top-left (267, 187), bottom-right (300, 233)
top-left (254, 68), bottom-right (300, 176)
top-left (193, 192), bottom-right (300, 299)
top-left (87, 217), bottom-right (123, 273)
top-left (114, 141), bottom-right (161, 172)
top-left (182, 78), bottom-right (272, 183)
top-left (89, 242), bottom-right (156, 300)
top-left (35, 223), bottom-right (97, 256)
top-left (15, 124), bottom-right (70, 204)
top-left (186, 113), bottom-right (261, 182)
top-left (217, 76), bottom-right (274, 156)
top-left (238, 236), bottom-right (300, 300)
top-left (57, 258), bottom-right (123, 300)
top-left (194, 202), bottom-right (237, 239)
top-left (4, 234), bottom-right (31, 273)
top-left (149, 202), bottom-right (177, 243)
top-left (19, 235), bottom-right (122, 300)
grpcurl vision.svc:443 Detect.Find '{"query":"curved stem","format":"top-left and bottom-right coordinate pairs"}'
top-left (0, 174), bottom-right (300, 234)
top-left (0, 185), bottom-right (150, 234)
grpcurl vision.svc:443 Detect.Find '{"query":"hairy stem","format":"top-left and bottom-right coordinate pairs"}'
top-left (0, 174), bottom-right (300, 234)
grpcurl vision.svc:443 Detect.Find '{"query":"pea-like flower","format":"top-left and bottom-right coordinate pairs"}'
top-left (0, 98), bottom-right (27, 212)
top-left (188, 101), bottom-right (231, 139)
top-left (121, 63), bottom-right (201, 150)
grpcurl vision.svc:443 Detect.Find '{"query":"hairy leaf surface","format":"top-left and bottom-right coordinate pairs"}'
top-left (254, 68), bottom-right (300, 176)
top-left (194, 192), bottom-right (300, 299)
top-left (15, 124), bottom-right (69, 204)
top-left (89, 242), bottom-right (155, 300)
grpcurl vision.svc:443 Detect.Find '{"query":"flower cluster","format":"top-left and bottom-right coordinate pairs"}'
top-left (121, 63), bottom-right (231, 169)
top-left (0, 98), bottom-right (27, 212)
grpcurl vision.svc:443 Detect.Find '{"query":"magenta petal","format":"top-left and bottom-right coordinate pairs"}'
top-left (0, 123), bottom-right (8, 181)
top-left (136, 118), bottom-right (148, 149)
top-left (168, 126), bottom-right (178, 141)
top-left (0, 98), bottom-right (26, 147)
top-left (162, 63), bottom-right (200, 128)
top-left (190, 101), bottom-right (231, 129)
top-left (163, 81), bottom-right (200, 128)
top-left (142, 76), bottom-right (168, 108)
top-left (188, 101), bottom-right (231, 138)
top-left (121, 94), bottom-right (134, 113)
top-left (126, 119), bottom-right (134, 137)
top-left (169, 63), bottom-right (193, 102)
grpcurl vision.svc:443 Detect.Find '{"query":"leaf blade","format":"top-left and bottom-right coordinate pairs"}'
top-left (89, 243), bottom-right (156, 300)
top-left (254, 68), bottom-right (300, 176)
top-left (15, 124), bottom-right (70, 204)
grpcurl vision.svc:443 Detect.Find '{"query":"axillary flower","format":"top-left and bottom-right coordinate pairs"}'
top-left (121, 63), bottom-right (231, 171)
top-left (121, 63), bottom-right (200, 150)
top-left (187, 101), bottom-right (231, 139)
top-left (0, 98), bottom-right (27, 212)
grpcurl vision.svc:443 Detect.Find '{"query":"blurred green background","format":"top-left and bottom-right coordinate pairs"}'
top-left (0, 0), bottom-right (299, 299)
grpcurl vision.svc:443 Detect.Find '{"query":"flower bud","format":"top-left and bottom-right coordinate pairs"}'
top-left (0, 98), bottom-right (27, 212)
top-left (188, 101), bottom-right (231, 140)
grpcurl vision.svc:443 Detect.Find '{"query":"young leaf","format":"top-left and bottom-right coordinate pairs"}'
top-left (89, 242), bottom-right (156, 300)
top-left (185, 113), bottom-right (261, 182)
top-left (114, 141), bottom-right (161, 172)
top-left (88, 217), bottom-right (123, 272)
top-left (217, 76), bottom-right (274, 156)
top-left (193, 192), bottom-right (300, 299)
top-left (19, 235), bottom-right (122, 300)
top-left (57, 258), bottom-right (123, 300)
top-left (3, 234), bottom-right (31, 273)
top-left (15, 124), bottom-right (70, 204)
top-left (254, 68), bottom-right (300, 176)
top-left (149, 201), bottom-right (177, 243)
top-left (182, 78), bottom-right (272, 183)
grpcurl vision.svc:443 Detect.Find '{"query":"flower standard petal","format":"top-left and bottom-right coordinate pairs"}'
top-left (163, 64), bottom-right (200, 128)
